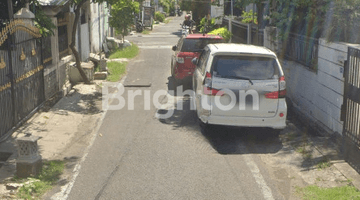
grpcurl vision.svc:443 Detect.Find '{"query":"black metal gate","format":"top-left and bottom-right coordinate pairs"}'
top-left (342, 46), bottom-right (360, 173)
top-left (0, 19), bottom-right (44, 140)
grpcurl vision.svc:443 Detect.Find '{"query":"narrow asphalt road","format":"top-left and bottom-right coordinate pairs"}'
top-left (65, 16), bottom-right (287, 200)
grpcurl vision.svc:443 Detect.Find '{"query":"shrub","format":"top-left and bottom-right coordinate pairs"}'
top-left (199, 17), bottom-right (216, 33)
top-left (241, 10), bottom-right (257, 24)
top-left (155, 11), bottom-right (165, 22)
top-left (208, 27), bottom-right (232, 42)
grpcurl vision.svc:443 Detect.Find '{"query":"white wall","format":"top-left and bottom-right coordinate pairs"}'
top-left (90, 2), bottom-right (108, 53)
top-left (81, 23), bottom-right (90, 61)
top-left (211, 0), bottom-right (223, 24)
top-left (263, 27), bottom-right (360, 135)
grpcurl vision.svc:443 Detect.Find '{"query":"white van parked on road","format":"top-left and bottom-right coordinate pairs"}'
top-left (192, 43), bottom-right (287, 131)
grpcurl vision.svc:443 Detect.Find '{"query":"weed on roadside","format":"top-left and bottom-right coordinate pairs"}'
top-left (316, 157), bottom-right (331, 170)
top-left (295, 145), bottom-right (313, 160)
top-left (109, 43), bottom-right (139, 59)
top-left (296, 185), bottom-right (360, 200)
top-left (16, 160), bottom-right (64, 199)
top-left (338, 178), bottom-right (353, 186)
top-left (142, 30), bottom-right (150, 34)
top-left (106, 62), bottom-right (127, 82)
top-left (165, 19), bottom-right (171, 24)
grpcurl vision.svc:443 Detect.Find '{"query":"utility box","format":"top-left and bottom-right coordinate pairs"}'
top-left (16, 136), bottom-right (42, 178)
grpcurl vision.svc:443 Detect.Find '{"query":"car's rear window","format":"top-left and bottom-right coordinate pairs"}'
top-left (181, 38), bottom-right (224, 52)
top-left (212, 55), bottom-right (279, 80)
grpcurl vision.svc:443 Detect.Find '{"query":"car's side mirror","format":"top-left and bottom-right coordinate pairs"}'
top-left (191, 58), bottom-right (198, 65)
top-left (172, 45), bottom-right (177, 51)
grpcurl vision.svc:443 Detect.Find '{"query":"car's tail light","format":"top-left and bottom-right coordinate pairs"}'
top-left (202, 72), bottom-right (223, 96)
top-left (279, 76), bottom-right (286, 98)
top-left (176, 53), bottom-right (185, 63)
top-left (279, 113), bottom-right (284, 117)
top-left (265, 76), bottom-right (286, 99)
top-left (206, 72), bottom-right (211, 79)
top-left (204, 86), bottom-right (224, 96)
top-left (265, 91), bottom-right (279, 99)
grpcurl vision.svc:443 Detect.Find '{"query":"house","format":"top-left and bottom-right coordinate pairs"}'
top-left (38, 0), bottom-right (112, 98)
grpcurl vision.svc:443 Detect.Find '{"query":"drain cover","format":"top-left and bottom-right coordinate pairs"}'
top-left (0, 152), bottom-right (12, 168)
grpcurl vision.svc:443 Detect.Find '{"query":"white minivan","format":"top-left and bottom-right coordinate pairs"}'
top-left (192, 43), bottom-right (287, 130)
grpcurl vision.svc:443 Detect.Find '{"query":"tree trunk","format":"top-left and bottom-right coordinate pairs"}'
top-left (256, 2), bottom-right (264, 29)
top-left (69, 0), bottom-right (91, 84)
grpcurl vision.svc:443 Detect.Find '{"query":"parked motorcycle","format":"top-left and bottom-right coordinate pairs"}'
top-left (136, 20), bottom-right (143, 32)
top-left (177, 9), bottom-right (182, 16)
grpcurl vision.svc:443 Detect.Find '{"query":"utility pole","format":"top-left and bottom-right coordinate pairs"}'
top-left (7, 0), bottom-right (13, 20)
top-left (229, 0), bottom-right (233, 43)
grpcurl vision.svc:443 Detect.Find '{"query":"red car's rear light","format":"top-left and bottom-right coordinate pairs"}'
top-left (206, 72), bottom-right (212, 79)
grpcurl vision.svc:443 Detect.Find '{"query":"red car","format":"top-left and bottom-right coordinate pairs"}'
top-left (171, 34), bottom-right (224, 84)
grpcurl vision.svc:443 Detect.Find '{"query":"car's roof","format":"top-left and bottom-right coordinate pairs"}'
top-left (207, 43), bottom-right (276, 56)
top-left (185, 34), bottom-right (223, 39)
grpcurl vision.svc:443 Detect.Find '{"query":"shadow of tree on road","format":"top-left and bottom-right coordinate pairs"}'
top-left (157, 76), bottom-right (284, 155)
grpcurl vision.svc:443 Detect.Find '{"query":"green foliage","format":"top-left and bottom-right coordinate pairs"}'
top-left (180, 0), bottom-right (191, 11)
top-left (142, 29), bottom-right (150, 34)
top-left (199, 17), bottom-right (216, 33)
top-left (270, 0), bottom-right (331, 42)
top-left (316, 157), bottom-right (331, 170)
top-left (159, 0), bottom-right (175, 13)
top-left (17, 160), bottom-right (64, 199)
top-left (29, 1), bottom-right (57, 37)
top-left (155, 11), bottom-right (165, 22)
top-left (296, 185), bottom-right (360, 200)
top-left (325, 0), bottom-right (360, 43)
top-left (106, 61), bottom-right (127, 82)
top-left (109, 43), bottom-right (139, 59)
top-left (109, 0), bottom-right (139, 39)
top-left (208, 27), bottom-right (232, 42)
top-left (189, 1), bottom-right (210, 25)
top-left (241, 10), bottom-right (257, 24)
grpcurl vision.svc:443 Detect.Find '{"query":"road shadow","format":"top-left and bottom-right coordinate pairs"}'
top-left (166, 76), bottom-right (193, 97)
top-left (40, 86), bottom-right (103, 115)
top-left (171, 31), bottom-right (182, 37)
top-left (279, 105), bottom-right (346, 171)
top-left (201, 125), bottom-right (283, 155)
top-left (157, 78), bottom-right (284, 155)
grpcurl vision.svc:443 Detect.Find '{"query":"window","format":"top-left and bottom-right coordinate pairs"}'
top-left (58, 25), bottom-right (69, 59)
top-left (181, 38), bottom-right (224, 52)
top-left (197, 48), bottom-right (210, 74)
top-left (176, 38), bottom-right (184, 51)
top-left (212, 55), bottom-right (279, 80)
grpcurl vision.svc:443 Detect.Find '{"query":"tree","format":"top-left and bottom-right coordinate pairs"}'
top-left (235, 0), bottom-right (265, 29)
top-left (67, 0), bottom-right (119, 84)
top-left (109, 0), bottom-right (139, 41)
top-left (180, 0), bottom-right (191, 11)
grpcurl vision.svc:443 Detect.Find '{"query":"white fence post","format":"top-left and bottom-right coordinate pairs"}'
top-left (247, 23), bottom-right (252, 44)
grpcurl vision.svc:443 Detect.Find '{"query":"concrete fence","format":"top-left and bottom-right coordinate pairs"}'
top-left (263, 26), bottom-right (360, 136)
